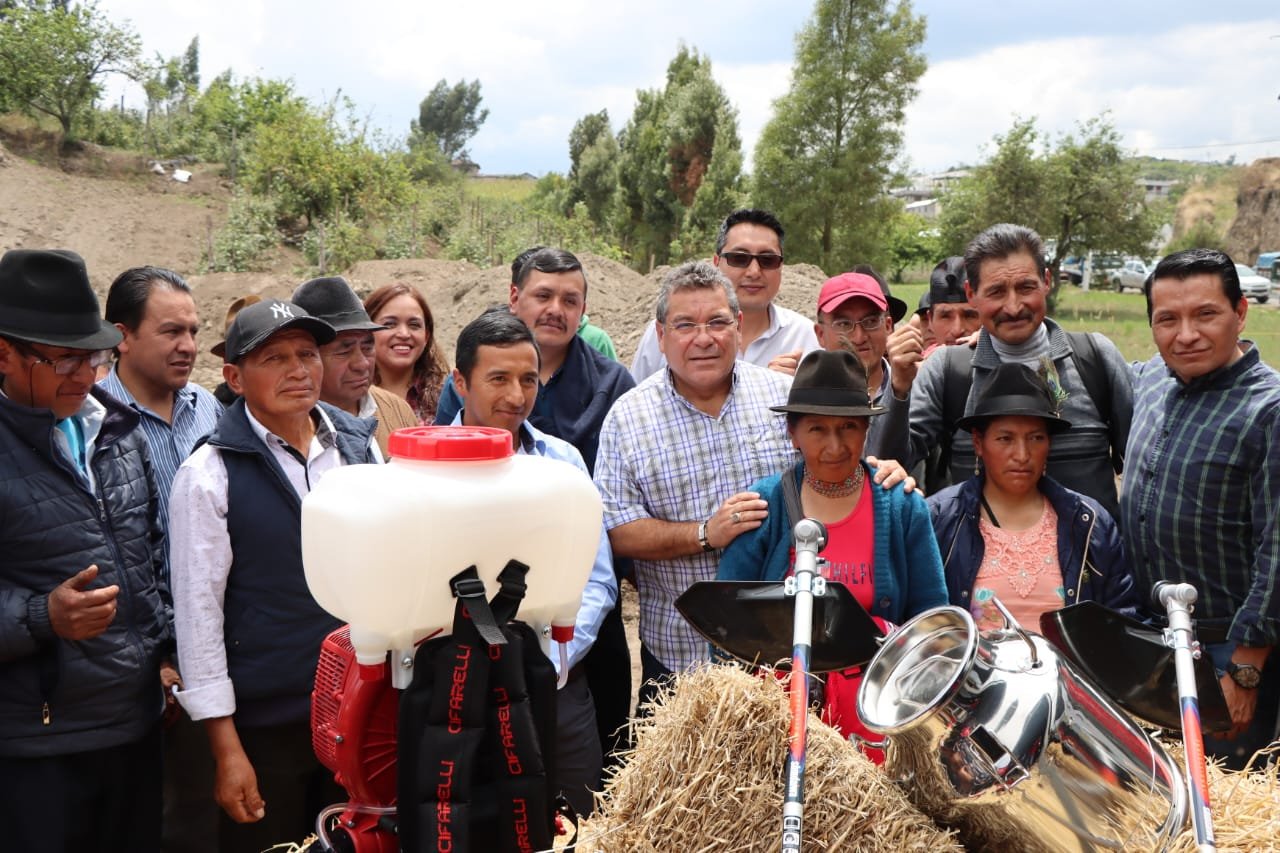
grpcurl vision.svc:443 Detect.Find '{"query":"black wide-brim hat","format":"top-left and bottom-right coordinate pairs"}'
top-left (852, 264), bottom-right (909, 323)
top-left (956, 363), bottom-right (1072, 433)
top-left (770, 349), bottom-right (887, 418)
top-left (0, 249), bottom-right (122, 350)
top-left (929, 256), bottom-right (969, 305)
top-left (291, 276), bottom-right (384, 334)
top-left (220, 298), bottom-right (336, 364)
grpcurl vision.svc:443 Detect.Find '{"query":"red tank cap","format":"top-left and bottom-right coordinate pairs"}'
top-left (387, 426), bottom-right (514, 461)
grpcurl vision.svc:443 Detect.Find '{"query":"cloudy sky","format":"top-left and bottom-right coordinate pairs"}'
top-left (97, 0), bottom-right (1280, 177)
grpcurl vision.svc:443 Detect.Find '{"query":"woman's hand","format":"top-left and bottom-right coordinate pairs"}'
top-left (706, 491), bottom-right (768, 549)
top-left (866, 456), bottom-right (917, 494)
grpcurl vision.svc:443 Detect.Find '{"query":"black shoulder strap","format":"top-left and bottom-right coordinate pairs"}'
top-left (938, 344), bottom-right (974, 475)
top-left (1065, 331), bottom-right (1121, 474)
top-left (781, 462), bottom-right (805, 530)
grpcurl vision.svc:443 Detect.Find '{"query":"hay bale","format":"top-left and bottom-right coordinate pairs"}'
top-left (577, 665), bottom-right (960, 852)
top-left (1162, 743), bottom-right (1280, 853)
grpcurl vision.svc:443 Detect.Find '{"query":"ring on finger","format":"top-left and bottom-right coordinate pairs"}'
top-left (731, 511), bottom-right (741, 524)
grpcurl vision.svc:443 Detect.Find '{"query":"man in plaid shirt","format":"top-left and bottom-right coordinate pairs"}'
top-left (1124, 248), bottom-right (1280, 770)
top-left (595, 261), bottom-right (797, 709)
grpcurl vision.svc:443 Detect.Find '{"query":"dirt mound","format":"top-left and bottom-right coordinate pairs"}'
top-left (1226, 158), bottom-right (1280, 263)
top-left (0, 140), bottom-right (230, 290)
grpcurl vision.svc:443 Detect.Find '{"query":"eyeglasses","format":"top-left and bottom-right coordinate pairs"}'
top-left (666, 317), bottom-right (738, 338)
top-left (822, 315), bottom-right (886, 334)
top-left (719, 251), bottom-right (784, 271)
top-left (13, 341), bottom-right (113, 376)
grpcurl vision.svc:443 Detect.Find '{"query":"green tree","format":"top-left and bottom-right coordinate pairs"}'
top-left (565, 110), bottom-right (618, 225)
top-left (0, 0), bottom-right (143, 137)
top-left (753, 0), bottom-right (926, 272)
top-left (409, 78), bottom-right (489, 161)
top-left (884, 208), bottom-right (940, 283)
top-left (938, 115), bottom-right (1160, 304)
top-left (612, 45), bottom-right (743, 267)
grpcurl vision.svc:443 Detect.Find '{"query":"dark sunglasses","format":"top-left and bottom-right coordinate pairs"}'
top-left (719, 251), bottom-right (784, 271)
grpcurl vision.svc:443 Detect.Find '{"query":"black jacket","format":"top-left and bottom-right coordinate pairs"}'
top-left (0, 387), bottom-right (170, 757)
top-left (927, 475), bottom-right (1139, 620)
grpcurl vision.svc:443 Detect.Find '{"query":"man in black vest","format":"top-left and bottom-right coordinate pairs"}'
top-left (168, 299), bottom-right (378, 852)
top-left (0, 249), bottom-right (173, 853)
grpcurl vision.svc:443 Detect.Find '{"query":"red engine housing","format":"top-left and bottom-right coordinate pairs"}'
top-left (311, 626), bottom-right (400, 852)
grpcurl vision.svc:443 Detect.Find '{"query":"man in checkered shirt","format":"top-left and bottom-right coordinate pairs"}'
top-left (594, 260), bottom-right (797, 710)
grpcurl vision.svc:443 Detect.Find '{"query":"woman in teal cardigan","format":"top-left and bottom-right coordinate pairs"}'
top-left (716, 350), bottom-right (946, 750)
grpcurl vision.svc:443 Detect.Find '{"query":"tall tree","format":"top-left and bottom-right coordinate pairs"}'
top-left (612, 45), bottom-right (743, 267)
top-left (409, 78), bottom-right (489, 161)
top-left (938, 115), bottom-right (1160, 303)
top-left (565, 110), bottom-right (618, 225)
top-left (0, 0), bottom-right (143, 137)
top-left (754, 0), bottom-right (926, 272)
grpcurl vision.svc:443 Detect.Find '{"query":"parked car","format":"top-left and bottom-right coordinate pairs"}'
top-left (1235, 263), bottom-right (1270, 304)
top-left (1115, 259), bottom-right (1149, 292)
top-left (1058, 254), bottom-right (1122, 287)
top-left (1256, 252), bottom-right (1280, 283)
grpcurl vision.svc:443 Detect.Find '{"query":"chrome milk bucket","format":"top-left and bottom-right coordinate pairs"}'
top-left (857, 605), bottom-right (1188, 851)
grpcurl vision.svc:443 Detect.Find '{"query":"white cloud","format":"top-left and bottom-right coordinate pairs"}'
top-left (903, 20), bottom-right (1280, 173)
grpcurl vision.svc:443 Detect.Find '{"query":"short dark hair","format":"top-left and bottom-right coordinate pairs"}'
top-left (964, 224), bottom-right (1047, 290)
top-left (510, 246), bottom-right (546, 283)
top-left (514, 247), bottom-right (587, 298)
top-left (104, 266), bottom-right (190, 331)
top-left (454, 307), bottom-right (540, 382)
top-left (715, 209), bottom-right (785, 255)
top-left (1144, 248), bottom-right (1242, 323)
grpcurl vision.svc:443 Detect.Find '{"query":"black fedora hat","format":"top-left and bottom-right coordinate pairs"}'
top-left (956, 363), bottom-right (1071, 433)
top-left (0, 249), bottom-right (122, 350)
top-left (291, 276), bottom-right (383, 334)
top-left (219, 298), bottom-right (335, 364)
top-left (770, 350), bottom-right (886, 418)
top-left (929, 257), bottom-right (968, 305)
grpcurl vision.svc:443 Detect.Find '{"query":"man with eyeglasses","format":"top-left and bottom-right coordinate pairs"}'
top-left (630, 208), bottom-right (818, 381)
top-left (812, 271), bottom-right (922, 462)
top-left (292, 276), bottom-right (417, 460)
top-left (0, 249), bottom-right (173, 851)
top-left (596, 260), bottom-right (798, 709)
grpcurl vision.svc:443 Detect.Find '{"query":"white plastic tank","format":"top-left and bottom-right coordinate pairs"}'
top-left (302, 426), bottom-right (603, 683)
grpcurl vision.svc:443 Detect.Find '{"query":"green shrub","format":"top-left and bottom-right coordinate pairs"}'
top-left (205, 192), bottom-right (278, 272)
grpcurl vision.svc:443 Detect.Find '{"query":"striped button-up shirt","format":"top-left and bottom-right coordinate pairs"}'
top-left (98, 367), bottom-right (222, 582)
top-left (594, 362), bottom-right (797, 670)
top-left (1122, 345), bottom-right (1280, 647)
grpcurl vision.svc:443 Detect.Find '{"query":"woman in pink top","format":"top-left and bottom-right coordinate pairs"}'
top-left (927, 363), bottom-right (1138, 632)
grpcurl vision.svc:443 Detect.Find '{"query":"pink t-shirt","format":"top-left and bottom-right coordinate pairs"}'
top-left (972, 499), bottom-right (1063, 632)
top-left (785, 476), bottom-right (880, 758)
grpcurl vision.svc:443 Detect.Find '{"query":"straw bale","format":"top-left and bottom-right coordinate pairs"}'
top-left (1162, 742), bottom-right (1280, 853)
top-left (577, 664), bottom-right (960, 852)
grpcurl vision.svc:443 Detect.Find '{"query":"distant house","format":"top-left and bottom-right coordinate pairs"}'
top-left (1137, 178), bottom-right (1178, 202)
top-left (889, 170), bottom-right (972, 220)
top-left (904, 198), bottom-right (941, 220)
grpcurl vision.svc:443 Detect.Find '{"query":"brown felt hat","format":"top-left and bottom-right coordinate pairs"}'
top-left (770, 350), bottom-right (886, 418)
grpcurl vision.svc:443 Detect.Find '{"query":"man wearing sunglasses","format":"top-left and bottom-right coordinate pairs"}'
top-left (0, 248), bottom-right (173, 852)
top-left (630, 208), bottom-right (818, 381)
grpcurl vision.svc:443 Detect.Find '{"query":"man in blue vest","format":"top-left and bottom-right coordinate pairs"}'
top-left (168, 298), bottom-right (378, 852)
top-left (0, 248), bottom-right (173, 852)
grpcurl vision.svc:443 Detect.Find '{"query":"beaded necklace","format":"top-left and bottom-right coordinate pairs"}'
top-left (803, 465), bottom-right (865, 498)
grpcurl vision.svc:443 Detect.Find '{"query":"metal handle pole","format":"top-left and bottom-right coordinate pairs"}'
top-left (1156, 581), bottom-right (1217, 852)
top-left (781, 518), bottom-right (827, 853)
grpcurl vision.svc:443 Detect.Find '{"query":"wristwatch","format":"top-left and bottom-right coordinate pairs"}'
top-left (1226, 662), bottom-right (1262, 689)
top-left (697, 519), bottom-right (715, 553)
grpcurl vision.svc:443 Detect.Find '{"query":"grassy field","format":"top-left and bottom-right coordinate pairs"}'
top-left (891, 281), bottom-right (1280, 365)
top-left (463, 176), bottom-right (537, 203)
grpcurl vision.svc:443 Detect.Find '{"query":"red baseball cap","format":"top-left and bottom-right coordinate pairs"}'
top-left (817, 272), bottom-right (888, 315)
